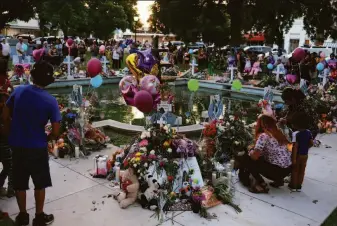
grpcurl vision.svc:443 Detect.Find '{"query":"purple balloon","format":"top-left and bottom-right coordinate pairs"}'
top-left (286, 74), bottom-right (297, 84)
top-left (292, 48), bottom-right (305, 62)
top-left (134, 90), bottom-right (153, 113)
top-left (137, 49), bottom-right (156, 73)
top-left (140, 75), bottom-right (160, 95)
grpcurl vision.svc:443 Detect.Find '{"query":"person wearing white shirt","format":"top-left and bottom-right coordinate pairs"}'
top-left (16, 37), bottom-right (24, 63)
top-left (1, 39), bottom-right (10, 62)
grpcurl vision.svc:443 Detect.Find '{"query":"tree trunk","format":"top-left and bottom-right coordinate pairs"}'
top-left (228, 0), bottom-right (244, 46)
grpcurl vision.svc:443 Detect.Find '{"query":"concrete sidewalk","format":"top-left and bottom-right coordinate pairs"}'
top-left (1, 135), bottom-right (336, 226)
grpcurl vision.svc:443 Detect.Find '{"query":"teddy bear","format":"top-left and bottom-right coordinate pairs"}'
top-left (139, 174), bottom-right (161, 210)
top-left (114, 168), bottom-right (140, 209)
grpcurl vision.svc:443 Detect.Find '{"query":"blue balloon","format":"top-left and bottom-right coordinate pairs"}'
top-left (189, 49), bottom-right (194, 54)
top-left (316, 63), bottom-right (324, 71)
top-left (90, 75), bottom-right (103, 88)
top-left (267, 63), bottom-right (274, 70)
top-left (22, 43), bottom-right (28, 52)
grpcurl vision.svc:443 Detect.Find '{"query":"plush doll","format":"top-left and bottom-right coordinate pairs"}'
top-left (249, 59), bottom-right (261, 76)
top-left (114, 168), bottom-right (140, 209)
top-left (139, 174), bottom-right (161, 210)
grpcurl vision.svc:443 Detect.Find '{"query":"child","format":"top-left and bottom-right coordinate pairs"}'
top-left (249, 58), bottom-right (261, 78)
top-left (289, 112), bottom-right (314, 192)
top-left (244, 57), bottom-right (252, 73)
top-left (0, 92), bottom-right (14, 197)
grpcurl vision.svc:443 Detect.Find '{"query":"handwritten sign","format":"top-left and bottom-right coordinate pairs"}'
top-left (157, 101), bottom-right (172, 112)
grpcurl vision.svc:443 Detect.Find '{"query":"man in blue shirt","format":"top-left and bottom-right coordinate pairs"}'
top-left (3, 61), bottom-right (61, 226)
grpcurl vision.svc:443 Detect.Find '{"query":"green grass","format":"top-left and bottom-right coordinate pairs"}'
top-left (321, 207), bottom-right (337, 226)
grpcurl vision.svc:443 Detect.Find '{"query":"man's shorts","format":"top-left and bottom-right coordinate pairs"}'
top-left (11, 147), bottom-right (52, 190)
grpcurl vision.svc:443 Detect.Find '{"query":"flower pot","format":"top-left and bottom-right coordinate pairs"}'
top-left (191, 200), bottom-right (201, 213)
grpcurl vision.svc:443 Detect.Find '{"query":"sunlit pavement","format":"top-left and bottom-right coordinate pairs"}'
top-left (1, 135), bottom-right (337, 226)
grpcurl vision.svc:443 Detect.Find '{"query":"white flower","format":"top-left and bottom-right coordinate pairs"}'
top-left (230, 126), bottom-right (234, 130)
top-left (163, 158), bottom-right (168, 162)
top-left (226, 122), bottom-right (230, 127)
top-left (138, 170), bottom-right (140, 173)
top-left (140, 132), bottom-right (147, 139)
top-left (229, 115), bottom-right (234, 121)
top-left (173, 160), bottom-right (179, 165)
top-left (234, 141), bottom-right (240, 145)
top-left (133, 164), bottom-right (137, 168)
top-left (150, 150), bottom-right (155, 155)
top-left (163, 125), bottom-right (169, 131)
top-left (140, 173), bottom-right (144, 176)
top-left (145, 131), bottom-right (151, 138)
top-left (144, 163), bottom-right (148, 168)
top-left (140, 147), bottom-right (147, 152)
top-left (167, 148), bottom-right (172, 153)
top-left (138, 177), bottom-right (142, 180)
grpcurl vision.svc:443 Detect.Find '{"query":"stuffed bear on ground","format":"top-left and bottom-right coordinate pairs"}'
top-left (139, 174), bottom-right (161, 210)
top-left (114, 168), bottom-right (139, 209)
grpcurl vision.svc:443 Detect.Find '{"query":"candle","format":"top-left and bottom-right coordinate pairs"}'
top-left (227, 172), bottom-right (232, 192)
top-left (115, 167), bottom-right (121, 183)
top-left (332, 127), bottom-right (337, 133)
top-left (75, 147), bottom-right (80, 158)
top-left (212, 172), bottom-right (217, 185)
top-left (226, 163), bottom-right (232, 173)
top-left (327, 128), bottom-right (332, 134)
top-left (230, 160), bottom-right (235, 170)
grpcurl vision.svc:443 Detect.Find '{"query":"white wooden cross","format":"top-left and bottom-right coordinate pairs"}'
top-left (101, 56), bottom-right (109, 74)
top-left (229, 65), bottom-right (237, 82)
top-left (189, 58), bottom-right (198, 76)
top-left (157, 117), bottom-right (167, 127)
top-left (65, 56), bottom-right (74, 80)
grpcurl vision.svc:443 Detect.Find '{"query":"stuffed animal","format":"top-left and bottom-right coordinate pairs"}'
top-left (139, 174), bottom-right (161, 210)
top-left (180, 181), bottom-right (192, 199)
top-left (114, 168), bottom-right (140, 209)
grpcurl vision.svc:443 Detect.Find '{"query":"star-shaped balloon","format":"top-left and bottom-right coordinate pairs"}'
top-left (137, 49), bottom-right (156, 74)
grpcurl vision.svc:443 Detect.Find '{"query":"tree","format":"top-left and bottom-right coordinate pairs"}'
top-left (36, 0), bottom-right (88, 36)
top-left (149, 0), bottom-right (230, 46)
top-left (248, 0), bottom-right (303, 48)
top-left (86, 1), bottom-right (128, 39)
top-left (303, 0), bottom-right (337, 43)
top-left (0, 0), bottom-right (40, 30)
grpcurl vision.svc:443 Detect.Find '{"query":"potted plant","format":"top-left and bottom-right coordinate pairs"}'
top-left (191, 187), bottom-right (205, 213)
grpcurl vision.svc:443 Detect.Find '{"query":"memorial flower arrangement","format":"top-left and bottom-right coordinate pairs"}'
top-left (214, 114), bottom-right (253, 162)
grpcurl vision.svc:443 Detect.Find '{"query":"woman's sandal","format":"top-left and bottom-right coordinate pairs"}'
top-left (249, 185), bottom-right (269, 194)
top-left (260, 183), bottom-right (270, 192)
top-left (269, 181), bottom-right (284, 188)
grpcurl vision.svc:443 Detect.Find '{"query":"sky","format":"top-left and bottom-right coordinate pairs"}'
top-left (137, 1), bottom-right (154, 28)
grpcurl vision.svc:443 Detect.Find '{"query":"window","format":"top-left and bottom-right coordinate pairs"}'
top-left (289, 39), bottom-right (299, 53)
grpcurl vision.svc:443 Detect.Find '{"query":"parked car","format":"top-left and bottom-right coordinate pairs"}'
top-left (244, 46), bottom-right (272, 55)
top-left (32, 36), bottom-right (61, 44)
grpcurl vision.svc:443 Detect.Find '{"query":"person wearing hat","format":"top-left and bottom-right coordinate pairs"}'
top-left (2, 60), bottom-right (61, 226)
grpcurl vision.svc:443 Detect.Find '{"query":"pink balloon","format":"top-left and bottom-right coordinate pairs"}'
top-left (99, 45), bottom-right (105, 53)
top-left (87, 58), bottom-right (102, 77)
top-left (33, 49), bottom-right (44, 62)
top-left (320, 52), bottom-right (326, 58)
top-left (119, 76), bottom-right (138, 94)
top-left (67, 38), bottom-right (74, 47)
top-left (140, 75), bottom-right (160, 95)
top-left (286, 74), bottom-right (297, 84)
top-left (134, 90), bottom-right (153, 113)
top-left (292, 48), bottom-right (305, 62)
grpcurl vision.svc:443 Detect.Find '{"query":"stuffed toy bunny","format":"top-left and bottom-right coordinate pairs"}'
top-left (114, 168), bottom-right (140, 209)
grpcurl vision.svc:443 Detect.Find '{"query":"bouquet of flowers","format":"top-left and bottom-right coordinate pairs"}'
top-left (202, 121), bottom-right (217, 138)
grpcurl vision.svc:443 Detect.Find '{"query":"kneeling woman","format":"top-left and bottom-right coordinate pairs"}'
top-left (237, 115), bottom-right (292, 193)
